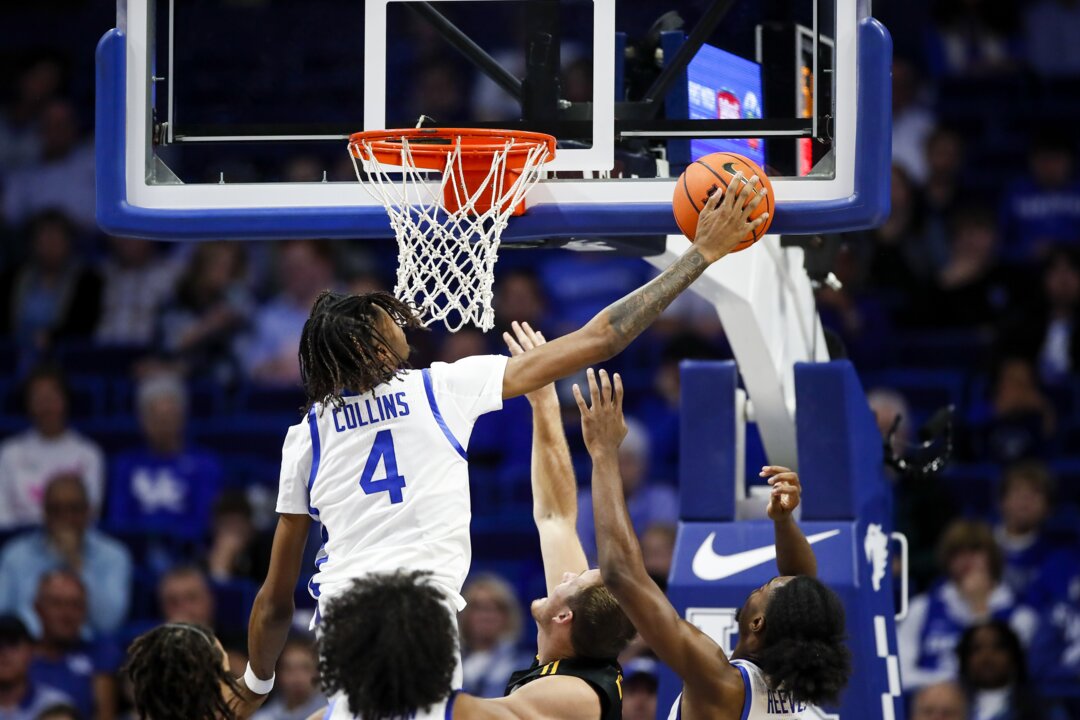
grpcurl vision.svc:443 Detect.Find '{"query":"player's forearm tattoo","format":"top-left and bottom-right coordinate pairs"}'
top-left (607, 249), bottom-right (708, 341)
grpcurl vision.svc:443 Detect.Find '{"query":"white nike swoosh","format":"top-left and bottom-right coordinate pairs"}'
top-left (692, 529), bottom-right (842, 581)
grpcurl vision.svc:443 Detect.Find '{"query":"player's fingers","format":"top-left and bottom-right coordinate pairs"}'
top-left (748, 212), bottom-right (770, 230)
top-left (739, 175), bottom-right (759, 208)
top-left (766, 472), bottom-right (798, 486)
top-left (522, 321), bottom-right (546, 347)
top-left (572, 383), bottom-right (589, 414)
top-left (586, 368), bottom-right (600, 408)
top-left (599, 369), bottom-right (612, 407)
top-left (722, 172), bottom-right (744, 209)
top-left (760, 465), bottom-right (793, 477)
top-left (502, 331), bottom-right (524, 356)
top-left (614, 372), bottom-right (624, 410)
top-left (511, 321), bottom-right (535, 351)
top-left (745, 187), bottom-right (768, 215)
top-left (704, 183), bottom-right (725, 212)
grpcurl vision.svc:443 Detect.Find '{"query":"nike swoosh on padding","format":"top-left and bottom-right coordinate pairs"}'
top-left (692, 530), bottom-right (841, 581)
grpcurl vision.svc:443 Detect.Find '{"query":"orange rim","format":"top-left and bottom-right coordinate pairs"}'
top-left (349, 127), bottom-right (556, 170)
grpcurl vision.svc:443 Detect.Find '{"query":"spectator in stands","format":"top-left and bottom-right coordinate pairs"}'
top-left (0, 58), bottom-right (63, 173)
top-left (243, 240), bottom-right (337, 385)
top-left (977, 357), bottom-right (1055, 464)
top-left (924, 126), bottom-right (968, 219)
top-left (458, 574), bottom-right (531, 698)
top-left (156, 565), bottom-right (256, 673)
top-left (35, 705), bottom-right (80, 720)
top-left (1002, 246), bottom-right (1080, 388)
top-left (575, 417), bottom-right (678, 565)
top-left (206, 490), bottom-right (269, 583)
top-left (154, 242), bottom-right (252, 385)
top-left (910, 682), bottom-right (968, 720)
top-left (915, 206), bottom-right (1010, 328)
top-left (0, 616), bottom-right (71, 720)
top-left (493, 269), bottom-right (548, 335)
top-left (639, 523), bottom-right (676, 592)
top-left (1000, 134), bottom-right (1080, 262)
top-left (0, 210), bottom-right (103, 353)
top-left (1024, 0), bottom-right (1080, 77)
top-left (158, 566), bottom-right (215, 628)
top-left (250, 636), bottom-right (324, 720)
top-left (537, 252), bottom-right (652, 332)
top-left (0, 364), bottom-right (104, 529)
top-left (96, 237), bottom-right (179, 346)
top-left (106, 372), bottom-right (222, 542)
top-left (1, 99), bottom-right (95, 229)
top-left (897, 520), bottom-right (1037, 690)
top-left (868, 387), bottom-right (960, 589)
top-left (863, 167), bottom-right (938, 308)
top-left (927, 0), bottom-right (1018, 77)
top-left (816, 243), bottom-right (893, 369)
top-left (994, 461), bottom-right (1062, 601)
top-left (29, 570), bottom-right (120, 720)
top-left (632, 333), bottom-right (722, 483)
top-left (621, 657), bottom-right (659, 720)
top-left (437, 329), bottom-right (489, 364)
top-left (891, 58), bottom-right (936, 185)
top-left (0, 474), bottom-right (132, 636)
top-left (1026, 552), bottom-right (1080, 704)
top-left (957, 620), bottom-right (1064, 720)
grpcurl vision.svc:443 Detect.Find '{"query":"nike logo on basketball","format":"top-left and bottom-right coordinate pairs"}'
top-left (692, 530), bottom-right (841, 581)
top-left (722, 162), bottom-right (740, 175)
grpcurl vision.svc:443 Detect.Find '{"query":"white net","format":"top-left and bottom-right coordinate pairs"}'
top-left (350, 134), bottom-right (551, 332)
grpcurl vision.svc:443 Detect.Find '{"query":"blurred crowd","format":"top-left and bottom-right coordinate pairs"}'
top-left (0, 0), bottom-right (1079, 719)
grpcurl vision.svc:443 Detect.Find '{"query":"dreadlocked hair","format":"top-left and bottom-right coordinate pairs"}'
top-left (299, 291), bottom-right (425, 409)
top-left (319, 571), bottom-right (457, 720)
top-left (756, 576), bottom-right (852, 707)
top-left (123, 623), bottom-right (239, 720)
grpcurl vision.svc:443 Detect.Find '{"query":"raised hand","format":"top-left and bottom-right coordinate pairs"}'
top-left (762, 465), bottom-right (802, 521)
top-left (573, 368), bottom-right (628, 457)
top-left (503, 321), bottom-right (558, 407)
top-left (692, 171), bottom-right (770, 263)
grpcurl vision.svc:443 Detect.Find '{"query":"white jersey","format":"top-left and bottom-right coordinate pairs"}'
top-left (667, 659), bottom-right (814, 719)
top-left (323, 691), bottom-right (459, 720)
top-left (276, 355), bottom-right (508, 616)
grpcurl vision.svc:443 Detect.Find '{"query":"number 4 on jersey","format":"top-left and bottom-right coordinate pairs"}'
top-left (359, 430), bottom-right (406, 504)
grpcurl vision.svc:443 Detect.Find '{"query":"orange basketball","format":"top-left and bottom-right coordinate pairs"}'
top-left (672, 152), bottom-right (775, 252)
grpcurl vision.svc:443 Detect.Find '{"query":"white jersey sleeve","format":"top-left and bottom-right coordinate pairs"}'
top-left (426, 355), bottom-right (508, 446)
top-left (276, 419), bottom-right (315, 515)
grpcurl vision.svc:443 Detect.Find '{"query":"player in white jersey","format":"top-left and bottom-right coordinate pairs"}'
top-left (232, 173), bottom-right (770, 715)
top-left (574, 369), bottom-right (853, 720)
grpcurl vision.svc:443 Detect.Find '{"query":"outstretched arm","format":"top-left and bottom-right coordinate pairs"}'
top-left (231, 513), bottom-right (311, 717)
top-left (501, 175), bottom-right (769, 399)
top-left (762, 466), bottom-right (817, 577)
top-left (577, 370), bottom-right (737, 695)
top-left (504, 322), bottom-right (588, 594)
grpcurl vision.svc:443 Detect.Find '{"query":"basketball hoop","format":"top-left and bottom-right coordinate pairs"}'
top-left (349, 128), bottom-right (556, 332)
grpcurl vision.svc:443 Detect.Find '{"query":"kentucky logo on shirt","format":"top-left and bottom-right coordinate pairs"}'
top-left (132, 468), bottom-right (187, 513)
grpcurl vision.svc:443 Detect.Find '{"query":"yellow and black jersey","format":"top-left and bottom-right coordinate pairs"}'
top-left (504, 656), bottom-right (623, 720)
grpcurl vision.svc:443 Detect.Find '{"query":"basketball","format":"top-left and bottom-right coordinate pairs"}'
top-left (672, 152), bottom-right (775, 252)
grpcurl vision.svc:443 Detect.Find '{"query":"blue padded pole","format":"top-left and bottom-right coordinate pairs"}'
top-left (678, 360), bottom-right (738, 522)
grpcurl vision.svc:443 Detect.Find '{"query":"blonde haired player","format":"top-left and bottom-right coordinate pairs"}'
top-left (232, 175), bottom-right (770, 715)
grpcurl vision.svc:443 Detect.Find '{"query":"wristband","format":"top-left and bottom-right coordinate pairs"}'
top-left (243, 663), bottom-right (275, 695)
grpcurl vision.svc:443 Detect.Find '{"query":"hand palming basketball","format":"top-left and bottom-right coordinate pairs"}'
top-left (675, 152), bottom-right (775, 256)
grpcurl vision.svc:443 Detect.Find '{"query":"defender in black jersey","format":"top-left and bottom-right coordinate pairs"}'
top-left (309, 324), bottom-right (635, 720)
